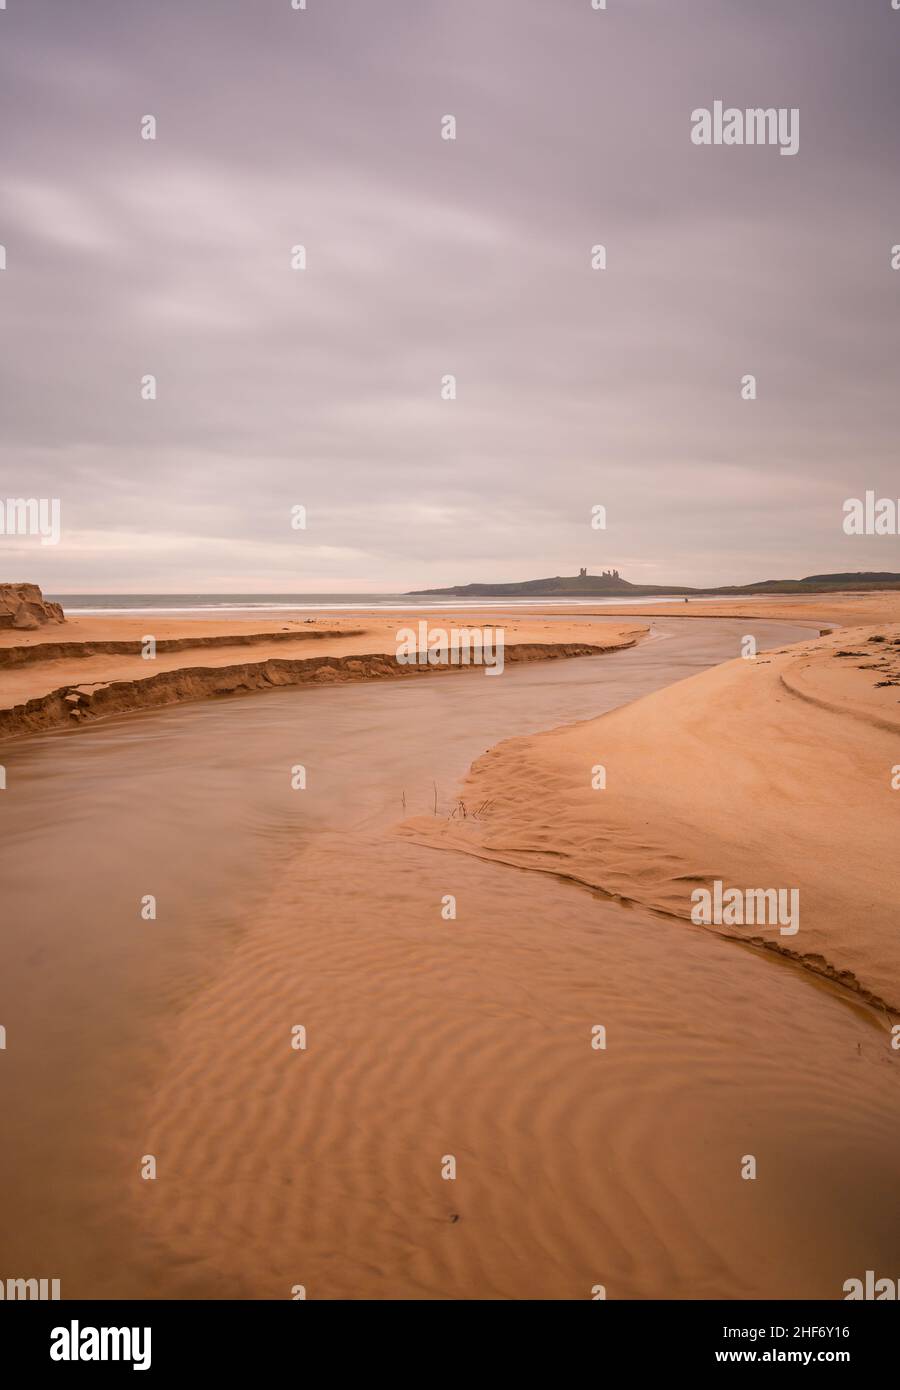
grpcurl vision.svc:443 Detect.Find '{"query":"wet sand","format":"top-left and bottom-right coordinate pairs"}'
top-left (569, 591), bottom-right (900, 626)
top-left (0, 611), bottom-right (646, 738)
top-left (405, 622), bottom-right (900, 1013)
top-left (2, 616), bottom-right (899, 1299)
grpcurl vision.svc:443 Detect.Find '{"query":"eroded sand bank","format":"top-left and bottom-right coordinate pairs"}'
top-left (0, 612), bottom-right (646, 738)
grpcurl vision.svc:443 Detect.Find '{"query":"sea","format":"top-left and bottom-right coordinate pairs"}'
top-left (47, 592), bottom-right (743, 618)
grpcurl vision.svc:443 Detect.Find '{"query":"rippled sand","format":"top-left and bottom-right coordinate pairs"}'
top-left (2, 618), bottom-right (898, 1298)
top-left (138, 832), bottom-right (900, 1300)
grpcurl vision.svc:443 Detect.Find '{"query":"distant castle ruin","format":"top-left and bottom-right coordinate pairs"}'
top-left (579, 567), bottom-right (619, 579)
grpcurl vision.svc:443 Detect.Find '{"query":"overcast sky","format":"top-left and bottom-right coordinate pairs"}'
top-left (1, 0), bottom-right (899, 593)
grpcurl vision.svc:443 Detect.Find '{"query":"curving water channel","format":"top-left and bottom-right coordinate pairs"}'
top-left (1, 616), bottom-right (898, 1299)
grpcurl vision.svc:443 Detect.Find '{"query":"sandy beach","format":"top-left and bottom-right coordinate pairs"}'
top-left (403, 599), bottom-right (900, 1013)
top-left (0, 609), bottom-right (647, 738)
top-left (2, 601), bottom-right (900, 1299)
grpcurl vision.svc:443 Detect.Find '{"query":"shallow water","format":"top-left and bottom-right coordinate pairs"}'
top-left (2, 616), bottom-right (898, 1298)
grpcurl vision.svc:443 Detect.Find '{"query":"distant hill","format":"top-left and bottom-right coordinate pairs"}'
top-left (800, 572), bottom-right (900, 585)
top-left (408, 571), bottom-right (900, 598)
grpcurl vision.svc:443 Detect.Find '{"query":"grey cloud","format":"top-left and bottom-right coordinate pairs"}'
top-left (1, 0), bottom-right (899, 591)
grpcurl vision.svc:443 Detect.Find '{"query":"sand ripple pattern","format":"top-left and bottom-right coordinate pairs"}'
top-left (138, 831), bottom-right (900, 1300)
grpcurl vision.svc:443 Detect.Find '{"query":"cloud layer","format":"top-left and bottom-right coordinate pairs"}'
top-left (1, 0), bottom-right (899, 591)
